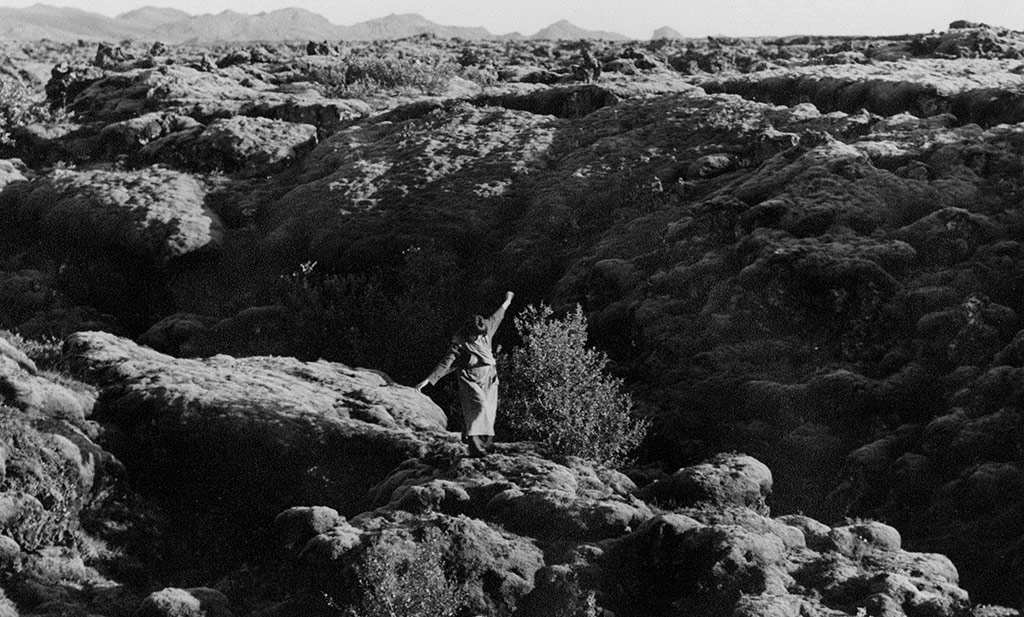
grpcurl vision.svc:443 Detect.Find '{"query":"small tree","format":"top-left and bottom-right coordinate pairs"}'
top-left (499, 304), bottom-right (648, 467)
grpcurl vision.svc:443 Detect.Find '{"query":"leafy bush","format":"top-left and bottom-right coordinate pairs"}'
top-left (0, 76), bottom-right (37, 145)
top-left (275, 246), bottom-right (470, 383)
top-left (972, 605), bottom-right (1022, 617)
top-left (0, 75), bottom-right (65, 145)
top-left (274, 259), bottom-right (386, 363)
top-left (0, 408), bottom-right (85, 551)
top-left (338, 529), bottom-right (465, 617)
top-left (499, 304), bottom-right (649, 467)
top-left (303, 53), bottom-right (457, 98)
top-left (2, 330), bottom-right (65, 371)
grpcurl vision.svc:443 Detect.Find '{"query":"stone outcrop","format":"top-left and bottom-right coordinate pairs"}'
top-left (63, 330), bottom-right (449, 568)
top-left (262, 101), bottom-right (561, 268)
top-left (0, 166), bottom-right (222, 263)
top-left (295, 511), bottom-right (545, 617)
top-left (637, 453), bottom-right (773, 512)
top-left (701, 60), bottom-right (1024, 126)
top-left (139, 116), bottom-right (318, 174)
top-left (97, 111), bottom-right (202, 157)
top-left (138, 588), bottom-right (234, 617)
top-left (0, 158), bottom-right (27, 190)
top-left (366, 445), bottom-right (651, 542)
top-left (254, 445), bottom-right (973, 617)
top-left (0, 333), bottom-right (142, 616)
top-left (64, 64), bottom-right (369, 135)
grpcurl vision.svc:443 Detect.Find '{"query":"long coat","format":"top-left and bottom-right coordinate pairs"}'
top-left (425, 305), bottom-right (507, 436)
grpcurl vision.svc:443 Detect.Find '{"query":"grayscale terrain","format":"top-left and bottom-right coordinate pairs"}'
top-left (0, 9), bottom-right (1023, 617)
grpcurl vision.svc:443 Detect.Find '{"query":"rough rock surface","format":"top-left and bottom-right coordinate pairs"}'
top-left (97, 111), bottom-right (202, 158)
top-left (366, 446), bottom-right (651, 543)
top-left (262, 101), bottom-right (562, 268)
top-left (140, 116), bottom-right (318, 173)
top-left (637, 453), bottom-right (773, 513)
top-left (296, 511), bottom-right (545, 617)
top-left (138, 587), bottom-right (234, 617)
top-left (0, 166), bottom-right (222, 263)
top-left (137, 312), bottom-right (219, 355)
top-left (0, 159), bottom-right (27, 190)
top-left (701, 59), bottom-right (1024, 126)
top-left (63, 330), bottom-right (449, 568)
top-left (0, 333), bottom-right (140, 616)
top-left (255, 447), bottom-right (972, 617)
top-left (65, 64), bottom-right (370, 134)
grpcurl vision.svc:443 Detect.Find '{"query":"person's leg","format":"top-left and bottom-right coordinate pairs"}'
top-left (478, 434), bottom-right (493, 454)
top-left (467, 434), bottom-right (492, 457)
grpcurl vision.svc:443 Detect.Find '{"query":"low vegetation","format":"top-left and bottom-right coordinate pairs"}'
top-left (1, 330), bottom-right (65, 371)
top-left (300, 52), bottom-right (459, 98)
top-left (0, 75), bottom-right (66, 146)
top-left (273, 248), bottom-right (471, 383)
top-left (338, 530), bottom-right (465, 617)
top-left (0, 408), bottom-right (85, 550)
top-left (499, 304), bottom-right (649, 467)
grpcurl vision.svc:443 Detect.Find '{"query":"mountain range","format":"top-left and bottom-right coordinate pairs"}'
top-left (0, 4), bottom-right (647, 42)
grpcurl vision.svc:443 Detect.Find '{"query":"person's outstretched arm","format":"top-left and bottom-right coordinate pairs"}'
top-left (415, 342), bottom-right (459, 390)
top-left (484, 291), bottom-right (514, 338)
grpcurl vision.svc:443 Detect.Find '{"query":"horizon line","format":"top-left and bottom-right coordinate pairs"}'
top-left (0, 2), bottom-right (1017, 40)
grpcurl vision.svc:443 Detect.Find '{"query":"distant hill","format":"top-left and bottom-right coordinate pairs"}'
top-left (338, 13), bottom-right (492, 41)
top-left (652, 26), bottom-right (684, 40)
top-left (0, 4), bottom-right (147, 41)
top-left (156, 8), bottom-right (346, 43)
top-left (116, 6), bottom-right (191, 29)
top-left (264, 8), bottom-right (346, 40)
top-left (0, 5), bottom-right (634, 43)
top-left (530, 19), bottom-right (629, 41)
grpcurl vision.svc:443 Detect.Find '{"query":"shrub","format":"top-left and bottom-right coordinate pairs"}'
top-left (338, 529), bottom-right (465, 617)
top-left (0, 76), bottom-right (36, 145)
top-left (499, 304), bottom-right (649, 467)
top-left (458, 64), bottom-right (498, 87)
top-left (0, 75), bottom-right (66, 145)
top-left (274, 259), bottom-right (385, 363)
top-left (303, 53), bottom-right (457, 98)
top-left (2, 330), bottom-right (65, 371)
top-left (0, 407), bottom-right (85, 551)
top-left (275, 246), bottom-right (470, 383)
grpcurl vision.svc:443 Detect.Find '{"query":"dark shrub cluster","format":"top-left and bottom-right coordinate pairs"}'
top-left (276, 246), bottom-right (471, 383)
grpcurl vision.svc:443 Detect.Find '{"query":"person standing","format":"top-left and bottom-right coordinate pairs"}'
top-left (415, 291), bottom-right (514, 457)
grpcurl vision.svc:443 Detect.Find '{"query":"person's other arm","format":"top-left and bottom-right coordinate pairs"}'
top-left (415, 343), bottom-right (459, 390)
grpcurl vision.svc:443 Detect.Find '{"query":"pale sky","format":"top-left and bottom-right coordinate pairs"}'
top-left (3, 0), bottom-right (1021, 39)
